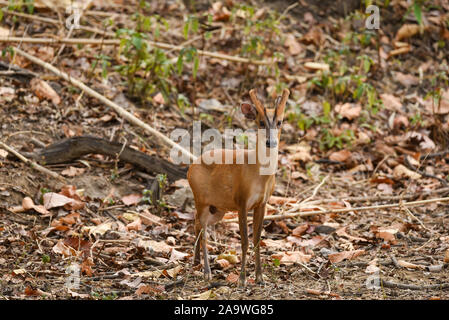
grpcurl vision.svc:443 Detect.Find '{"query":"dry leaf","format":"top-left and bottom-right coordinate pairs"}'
top-left (126, 217), bottom-right (142, 231)
top-left (397, 260), bottom-right (425, 270)
top-left (153, 92), bottom-right (165, 104)
top-left (140, 210), bottom-right (163, 225)
top-left (61, 166), bottom-right (86, 177)
top-left (287, 142), bottom-right (313, 162)
top-left (335, 103), bottom-right (361, 120)
top-left (394, 72), bottom-right (419, 87)
top-left (82, 222), bottom-right (112, 236)
top-left (329, 150), bottom-right (352, 162)
top-left (30, 78), bottom-right (61, 105)
top-left (9, 197), bottom-right (50, 215)
top-left (444, 249), bottom-right (449, 263)
top-left (135, 284), bottom-right (164, 296)
top-left (163, 265), bottom-right (182, 278)
top-left (395, 24), bottom-right (420, 41)
top-left (216, 259), bottom-right (231, 269)
top-left (271, 251), bottom-right (312, 264)
top-left (169, 248), bottom-right (189, 262)
top-left (380, 93), bottom-right (402, 111)
top-left (226, 273), bottom-right (239, 284)
top-left (43, 192), bottom-right (75, 209)
top-left (261, 239), bottom-right (292, 250)
top-left (192, 290), bottom-right (211, 300)
top-left (393, 164), bottom-right (421, 180)
top-left (217, 252), bottom-right (239, 264)
top-left (304, 62), bottom-right (329, 72)
top-left (292, 224), bottom-right (309, 237)
top-left (424, 89), bottom-right (449, 114)
top-left (388, 46), bottom-right (412, 58)
top-left (328, 250), bottom-right (365, 263)
top-left (121, 194), bottom-right (142, 206)
top-left (0, 87), bottom-right (16, 103)
top-left (284, 34), bottom-right (303, 55)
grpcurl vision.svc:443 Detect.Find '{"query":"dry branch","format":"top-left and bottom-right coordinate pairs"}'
top-left (13, 47), bottom-right (196, 162)
top-left (0, 141), bottom-right (66, 183)
top-left (224, 197), bottom-right (449, 223)
top-left (0, 37), bottom-right (273, 66)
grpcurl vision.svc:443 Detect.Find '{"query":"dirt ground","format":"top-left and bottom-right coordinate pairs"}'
top-left (1, 0), bottom-right (449, 300)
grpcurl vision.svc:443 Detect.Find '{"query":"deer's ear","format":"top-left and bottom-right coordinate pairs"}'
top-left (241, 102), bottom-right (257, 120)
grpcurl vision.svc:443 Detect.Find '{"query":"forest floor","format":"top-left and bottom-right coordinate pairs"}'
top-left (1, 0), bottom-right (449, 300)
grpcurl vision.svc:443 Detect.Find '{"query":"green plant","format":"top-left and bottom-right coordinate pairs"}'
top-left (319, 128), bottom-right (355, 150)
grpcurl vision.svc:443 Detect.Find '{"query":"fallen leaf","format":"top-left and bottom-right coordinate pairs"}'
top-left (306, 288), bottom-right (322, 295)
top-left (395, 24), bottom-right (420, 41)
top-left (121, 194), bottom-right (142, 206)
top-left (380, 93), bottom-right (402, 111)
top-left (286, 142), bottom-right (313, 162)
top-left (0, 87), bottom-right (16, 103)
top-left (61, 166), bottom-right (86, 177)
top-left (329, 150), bottom-right (352, 162)
top-left (394, 72), bottom-right (419, 87)
top-left (397, 260), bottom-right (425, 270)
top-left (217, 252), bottom-right (239, 265)
top-left (292, 224), bottom-right (309, 237)
top-left (226, 273), bottom-right (239, 284)
top-left (153, 92), bottom-right (165, 104)
top-left (135, 284), bottom-right (164, 296)
top-left (261, 239), bottom-right (292, 250)
top-left (163, 265), bottom-right (182, 278)
top-left (192, 289), bottom-right (211, 300)
top-left (140, 210), bottom-right (163, 225)
top-left (52, 240), bottom-right (76, 256)
top-left (82, 222), bottom-right (113, 236)
top-left (126, 217), bottom-right (142, 231)
top-left (9, 197), bottom-right (50, 215)
top-left (284, 34), bottom-right (303, 55)
top-left (43, 192), bottom-right (76, 209)
top-left (335, 103), bottom-right (361, 120)
top-left (304, 62), bottom-right (329, 72)
top-left (169, 248), bottom-right (189, 262)
top-left (0, 148), bottom-right (8, 158)
top-left (444, 249), bottom-right (449, 263)
top-left (271, 251), bottom-right (312, 264)
top-left (393, 164), bottom-right (421, 180)
top-left (424, 89), bottom-right (449, 114)
top-left (0, 26), bottom-right (10, 37)
top-left (328, 250), bottom-right (365, 263)
top-left (388, 46), bottom-right (412, 58)
top-left (30, 78), bottom-right (61, 105)
top-left (216, 259), bottom-right (231, 269)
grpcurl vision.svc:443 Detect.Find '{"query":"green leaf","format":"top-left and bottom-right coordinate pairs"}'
top-left (323, 101), bottom-right (331, 117)
top-left (413, 1), bottom-right (423, 26)
top-left (193, 56), bottom-right (199, 79)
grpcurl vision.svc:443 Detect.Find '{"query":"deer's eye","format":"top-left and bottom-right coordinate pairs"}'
top-left (259, 121), bottom-right (265, 127)
top-left (277, 121), bottom-right (282, 127)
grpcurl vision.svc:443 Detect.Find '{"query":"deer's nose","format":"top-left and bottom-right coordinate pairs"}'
top-left (266, 139), bottom-right (277, 148)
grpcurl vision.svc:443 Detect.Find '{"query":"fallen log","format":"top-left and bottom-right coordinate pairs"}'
top-left (29, 136), bottom-right (188, 182)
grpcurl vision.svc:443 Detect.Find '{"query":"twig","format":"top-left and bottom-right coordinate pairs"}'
top-left (2, 10), bottom-right (114, 36)
top-left (13, 47), bottom-right (196, 162)
top-left (224, 197), bottom-right (449, 223)
top-left (381, 279), bottom-right (449, 290)
top-left (0, 37), bottom-right (273, 66)
top-left (0, 141), bottom-right (66, 182)
top-left (389, 254), bottom-right (400, 268)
